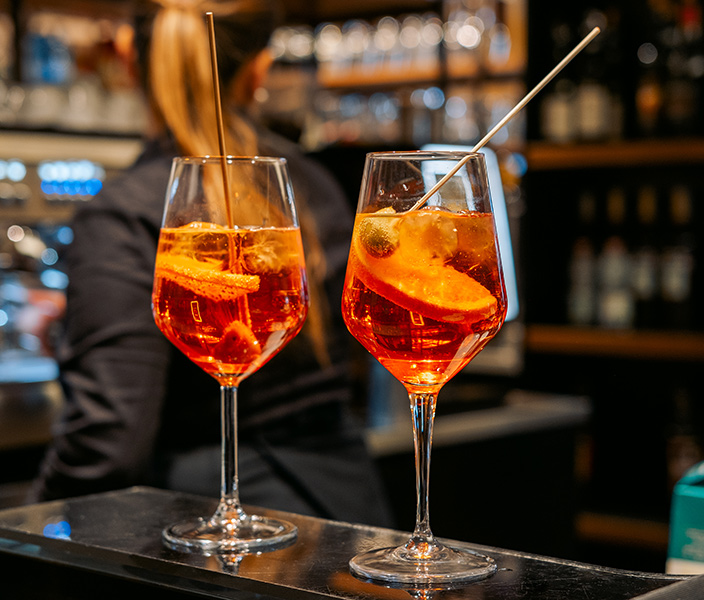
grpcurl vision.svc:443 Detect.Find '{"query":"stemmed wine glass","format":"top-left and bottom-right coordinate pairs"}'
top-left (341, 151), bottom-right (507, 584)
top-left (152, 156), bottom-right (308, 554)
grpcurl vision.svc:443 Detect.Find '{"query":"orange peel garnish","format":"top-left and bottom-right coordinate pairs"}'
top-left (155, 255), bottom-right (259, 302)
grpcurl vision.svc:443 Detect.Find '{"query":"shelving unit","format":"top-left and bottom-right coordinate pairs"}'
top-left (526, 138), bottom-right (704, 171)
top-left (5, 0), bottom-right (701, 574)
top-left (524, 137), bottom-right (704, 363)
top-left (261, 0), bottom-right (528, 151)
top-left (521, 0), bottom-right (704, 572)
top-left (526, 325), bottom-right (704, 362)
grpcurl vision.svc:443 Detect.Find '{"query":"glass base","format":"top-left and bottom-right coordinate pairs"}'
top-left (162, 513), bottom-right (297, 555)
top-left (349, 542), bottom-right (497, 585)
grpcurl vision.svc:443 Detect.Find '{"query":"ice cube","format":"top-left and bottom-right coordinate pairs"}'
top-left (241, 229), bottom-right (297, 274)
top-left (185, 222), bottom-right (228, 264)
top-left (397, 208), bottom-right (458, 265)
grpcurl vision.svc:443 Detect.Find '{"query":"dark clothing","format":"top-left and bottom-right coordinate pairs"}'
top-left (29, 132), bottom-right (393, 527)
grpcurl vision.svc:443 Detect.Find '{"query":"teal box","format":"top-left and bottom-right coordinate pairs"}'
top-left (667, 461), bottom-right (704, 574)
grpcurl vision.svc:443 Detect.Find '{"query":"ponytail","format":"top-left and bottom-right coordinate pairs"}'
top-left (149, 0), bottom-right (258, 157)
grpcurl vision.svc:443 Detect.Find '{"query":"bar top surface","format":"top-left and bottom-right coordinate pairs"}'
top-left (0, 487), bottom-right (689, 599)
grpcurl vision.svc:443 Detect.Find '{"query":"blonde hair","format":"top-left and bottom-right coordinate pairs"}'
top-left (148, 0), bottom-right (260, 156)
top-left (146, 0), bottom-right (331, 367)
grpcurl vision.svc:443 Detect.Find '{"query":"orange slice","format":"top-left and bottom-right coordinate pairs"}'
top-left (352, 238), bottom-right (498, 323)
top-left (214, 320), bottom-right (262, 362)
top-left (156, 255), bottom-right (260, 302)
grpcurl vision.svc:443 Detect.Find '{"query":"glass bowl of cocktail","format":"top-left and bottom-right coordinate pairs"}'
top-left (341, 151), bottom-right (507, 584)
top-left (152, 156), bottom-right (307, 554)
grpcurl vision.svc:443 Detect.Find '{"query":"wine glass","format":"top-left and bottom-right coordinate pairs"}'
top-left (152, 156), bottom-right (308, 554)
top-left (341, 151), bottom-right (507, 584)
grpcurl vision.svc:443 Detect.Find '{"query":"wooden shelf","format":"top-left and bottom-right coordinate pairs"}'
top-left (525, 138), bottom-right (704, 171)
top-left (316, 61), bottom-right (524, 91)
top-left (317, 63), bottom-right (443, 91)
top-left (576, 511), bottom-right (669, 551)
top-left (526, 325), bottom-right (704, 362)
top-left (20, 0), bottom-right (132, 18)
top-left (281, 0), bottom-right (441, 23)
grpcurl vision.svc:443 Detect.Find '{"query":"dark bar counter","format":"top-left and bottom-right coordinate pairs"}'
top-left (0, 487), bottom-right (692, 599)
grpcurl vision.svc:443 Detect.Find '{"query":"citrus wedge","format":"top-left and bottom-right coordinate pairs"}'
top-left (214, 320), bottom-right (262, 362)
top-left (352, 236), bottom-right (498, 324)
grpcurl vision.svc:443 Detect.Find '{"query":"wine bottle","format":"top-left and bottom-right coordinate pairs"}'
top-left (567, 190), bottom-right (598, 326)
top-left (666, 385), bottom-right (703, 493)
top-left (634, 0), bottom-right (672, 137)
top-left (661, 184), bottom-right (696, 330)
top-left (597, 186), bottom-right (634, 329)
top-left (540, 19), bottom-right (578, 143)
top-left (661, 1), bottom-right (699, 136)
top-left (631, 185), bottom-right (661, 329)
top-left (575, 9), bottom-right (613, 141)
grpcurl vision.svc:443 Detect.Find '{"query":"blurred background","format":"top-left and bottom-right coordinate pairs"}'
top-left (1, 0), bottom-right (703, 575)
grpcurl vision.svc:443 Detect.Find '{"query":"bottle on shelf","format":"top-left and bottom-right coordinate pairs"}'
top-left (660, 184), bottom-right (696, 330)
top-left (539, 6), bottom-right (624, 143)
top-left (442, 2), bottom-right (482, 78)
top-left (666, 385), bottom-right (703, 493)
top-left (635, 58), bottom-right (664, 137)
top-left (487, 0), bottom-right (513, 72)
top-left (540, 19), bottom-right (578, 143)
top-left (631, 185), bottom-right (661, 329)
top-left (634, 0), bottom-right (672, 137)
top-left (597, 186), bottom-right (635, 329)
top-left (0, 13), bottom-right (13, 81)
top-left (574, 9), bottom-right (618, 142)
top-left (567, 190), bottom-right (598, 326)
top-left (602, 4), bottom-right (626, 139)
top-left (660, 0), bottom-right (701, 136)
top-left (682, 0), bottom-right (704, 136)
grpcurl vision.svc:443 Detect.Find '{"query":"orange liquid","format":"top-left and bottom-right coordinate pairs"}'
top-left (342, 209), bottom-right (506, 390)
top-left (153, 223), bottom-right (308, 386)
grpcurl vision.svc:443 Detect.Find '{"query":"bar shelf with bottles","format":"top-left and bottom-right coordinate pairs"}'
top-left (522, 165), bottom-right (704, 357)
top-left (523, 0), bottom-right (704, 360)
top-left (523, 157), bottom-right (704, 360)
top-left (0, 0), bottom-right (147, 137)
top-left (0, 0), bottom-right (147, 394)
top-left (260, 0), bottom-right (528, 151)
top-left (520, 0), bottom-right (704, 571)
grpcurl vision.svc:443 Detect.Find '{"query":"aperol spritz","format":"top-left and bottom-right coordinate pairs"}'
top-left (342, 151), bottom-right (507, 584)
top-left (152, 156), bottom-right (307, 554)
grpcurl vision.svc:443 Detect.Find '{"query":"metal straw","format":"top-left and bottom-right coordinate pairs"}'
top-left (410, 26), bottom-right (601, 211)
top-left (206, 11), bottom-right (234, 229)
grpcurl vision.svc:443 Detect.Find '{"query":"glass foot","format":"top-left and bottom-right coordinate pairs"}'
top-left (163, 513), bottom-right (297, 554)
top-left (349, 542), bottom-right (497, 585)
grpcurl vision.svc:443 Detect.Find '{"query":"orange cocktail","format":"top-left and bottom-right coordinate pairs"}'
top-left (152, 156), bottom-right (305, 554)
top-left (153, 222), bottom-right (308, 387)
top-left (342, 207), bottom-right (506, 391)
top-left (342, 151), bottom-right (507, 584)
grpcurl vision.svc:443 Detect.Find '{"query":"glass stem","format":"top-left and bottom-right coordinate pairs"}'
top-left (408, 391), bottom-right (437, 551)
top-left (215, 385), bottom-right (246, 522)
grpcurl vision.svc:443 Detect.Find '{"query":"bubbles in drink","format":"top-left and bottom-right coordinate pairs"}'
top-left (185, 221), bottom-right (218, 229)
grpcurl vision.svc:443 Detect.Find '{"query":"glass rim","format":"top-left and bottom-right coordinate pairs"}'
top-left (365, 150), bottom-right (485, 161)
top-left (173, 155), bottom-right (288, 166)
